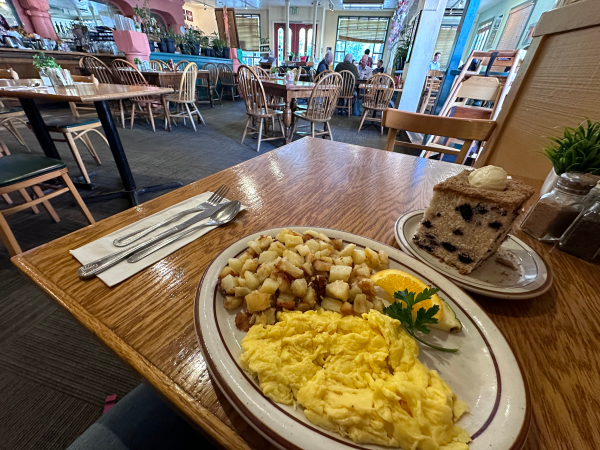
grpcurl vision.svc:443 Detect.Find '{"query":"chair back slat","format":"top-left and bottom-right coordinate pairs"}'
top-left (111, 59), bottom-right (149, 86)
top-left (176, 60), bottom-right (190, 71)
top-left (253, 66), bottom-right (270, 80)
top-left (149, 60), bottom-right (167, 71)
top-left (313, 69), bottom-right (332, 83)
top-left (202, 63), bottom-right (219, 87)
top-left (363, 73), bottom-right (395, 110)
top-left (237, 65), bottom-right (270, 116)
top-left (81, 55), bottom-right (116, 84)
top-left (218, 64), bottom-right (235, 85)
top-left (338, 70), bottom-right (355, 98)
top-left (305, 72), bottom-right (343, 122)
top-left (0, 68), bottom-right (18, 80)
top-left (177, 62), bottom-right (198, 102)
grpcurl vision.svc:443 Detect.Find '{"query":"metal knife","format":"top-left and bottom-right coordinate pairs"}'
top-left (77, 205), bottom-right (222, 279)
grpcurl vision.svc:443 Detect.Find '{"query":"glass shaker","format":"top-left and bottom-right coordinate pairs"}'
top-left (558, 198), bottom-right (600, 260)
top-left (521, 173), bottom-right (596, 242)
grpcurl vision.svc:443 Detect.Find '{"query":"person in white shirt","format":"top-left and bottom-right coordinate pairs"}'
top-left (357, 55), bottom-right (373, 80)
top-left (429, 52), bottom-right (441, 71)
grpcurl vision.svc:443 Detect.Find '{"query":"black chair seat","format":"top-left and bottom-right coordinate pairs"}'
top-left (30, 117), bottom-right (101, 130)
top-left (0, 107), bottom-right (25, 115)
top-left (0, 154), bottom-right (65, 188)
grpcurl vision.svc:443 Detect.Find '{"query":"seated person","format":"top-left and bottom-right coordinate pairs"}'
top-left (373, 59), bottom-right (385, 74)
top-left (357, 55), bottom-right (373, 80)
top-left (316, 51), bottom-right (333, 75)
top-left (334, 53), bottom-right (359, 80)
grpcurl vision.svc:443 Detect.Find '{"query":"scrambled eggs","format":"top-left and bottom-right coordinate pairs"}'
top-left (240, 310), bottom-right (470, 449)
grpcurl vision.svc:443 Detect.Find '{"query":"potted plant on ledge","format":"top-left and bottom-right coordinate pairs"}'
top-left (185, 28), bottom-right (201, 56)
top-left (200, 34), bottom-right (210, 56)
top-left (540, 119), bottom-right (600, 195)
top-left (161, 27), bottom-right (176, 54)
top-left (211, 31), bottom-right (225, 58)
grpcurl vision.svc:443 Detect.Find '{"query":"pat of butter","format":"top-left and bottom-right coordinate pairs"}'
top-left (468, 165), bottom-right (508, 190)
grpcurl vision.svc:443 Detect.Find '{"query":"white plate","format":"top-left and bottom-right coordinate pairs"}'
top-left (394, 211), bottom-right (553, 300)
top-left (195, 227), bottom-right (531, 450)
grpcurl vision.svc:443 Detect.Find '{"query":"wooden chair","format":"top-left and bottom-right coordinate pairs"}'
top-left (442, 76), bottom-right (502, 120)
top-left (358, 73), bottom-right (395, 134)
top-left (253, 66), bottom-right (271, 80)
top-left (0, 68), bottom-right (30, 153)
top-left (218, 64), bottom-right (238, 102)
top-left (338, 70), bottom-right (356, 118)
top-left (0, 154), bottom-right (95, 256)
top-left (237, 65), bottom-right (284, 152)
top-left (164, 62), bottom-right (205, 132)
top-left (80, 56), bottom-right (126, 127)
top-left (309, 67), bottom-right (316, 81)
top-left (314, 69), bottom-right (332, 83)
top-left (198, 63), bottom-right (222, 106)
top-left (176, 60), bottom-right (190, 71)
top-left (111, 59), bottom-right (166, 132)
top-left (69, 74), bottom-right (99, 118)
top-left (290, 72), bottom-right (343, 141)
top-left (418, 70), bottom-right (444, 114)
top-left (382, 109), bottom-right (496, 165)
top-left (149, 60), bottom-right (167, 71)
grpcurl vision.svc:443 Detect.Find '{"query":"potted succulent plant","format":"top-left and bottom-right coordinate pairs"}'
top-left (161, 27), bottom-right (176, 53)
top-left (134, 57), bottom-right (142, 70)
top-left (540, 119), bottom-right (600, 195)
top-left (211, 31), bottom-right (225, 57)
top-left (185, 28), bottom-right (201, 56)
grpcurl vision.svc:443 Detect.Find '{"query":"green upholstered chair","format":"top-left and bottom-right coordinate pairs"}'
top-left (0, 154), bottom-right (94, 256)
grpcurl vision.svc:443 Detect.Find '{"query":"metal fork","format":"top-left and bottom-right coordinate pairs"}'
top-left (112, 185), bottom-right (230, 247)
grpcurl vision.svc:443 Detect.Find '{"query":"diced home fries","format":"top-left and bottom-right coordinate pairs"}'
top-left (218, 229), bottom-right (390, 331)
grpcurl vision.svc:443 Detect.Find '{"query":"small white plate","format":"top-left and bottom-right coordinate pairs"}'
top-left (394, 211), bottom-right (553, 300)
top-left (195, 227), bottom-right (531, 450)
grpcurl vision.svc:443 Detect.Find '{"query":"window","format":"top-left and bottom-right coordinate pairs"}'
top-left (277, 28), bottom-right (284, 62)
top-left (496, 1), bottom-right (534, 50)
top-left (432, 25), bottom-right (458, 69)
top-left (0, 0), bottom-right (21, 27)
top-left (287, 27), bottom-right (292, 55)
top-left (299, 28), bottom-right (306, 56)
top-left (236, 14), bottom-right (260, 51)
top-left (334, 16), bottom-right (390, 64)
top-left (306, 28), bottom-right (313, 58)
top-left (471, 20), bottom-right (492, 53)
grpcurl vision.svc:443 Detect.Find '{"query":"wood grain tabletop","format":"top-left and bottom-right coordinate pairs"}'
top-left (12, 138), bottom-right (600, 450)
top-left (0, 79), bottom-right (173, 102)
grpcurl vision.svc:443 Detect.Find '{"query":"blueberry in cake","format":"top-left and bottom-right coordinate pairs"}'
top-left (413, 166), bottom-right (535, 275)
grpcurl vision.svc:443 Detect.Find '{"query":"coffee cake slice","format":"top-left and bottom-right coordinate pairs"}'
top-left (413, 170), bottom-right (534, 275)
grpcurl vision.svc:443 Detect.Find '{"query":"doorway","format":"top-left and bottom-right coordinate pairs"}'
top-left (274, 23), bottom-right (317, 62)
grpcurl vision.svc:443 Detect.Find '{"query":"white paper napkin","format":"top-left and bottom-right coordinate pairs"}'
top-left (70, 191), bottom-right (244, 287)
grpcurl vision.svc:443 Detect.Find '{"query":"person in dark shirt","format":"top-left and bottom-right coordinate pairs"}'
top-left (334, 53), bottom-right (359, 80)
top-left (373, 59), bottom-right (385, 74)
top-left (316, 51), bottom-right (333, 75)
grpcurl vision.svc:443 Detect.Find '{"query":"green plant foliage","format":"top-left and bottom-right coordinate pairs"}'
top-left (543, 119), bottom-right (600, 175)
top-left (33, 52), bottom-right (61, 71)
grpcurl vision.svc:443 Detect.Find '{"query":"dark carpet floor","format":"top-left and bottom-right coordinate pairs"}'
top-left (0, 100), bottom-right (393, 450)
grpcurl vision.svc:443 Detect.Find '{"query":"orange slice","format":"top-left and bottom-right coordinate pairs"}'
top-left (371, 269), bottom-right (443, 321)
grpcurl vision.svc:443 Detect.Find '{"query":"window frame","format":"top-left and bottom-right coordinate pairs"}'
top-left (496, 0), bottom-right (536, 51)
top-left (470, 19), bottom-right (492, 53)
top-left (334, 15), bottom-right (390, 64)
top-left (236, 13), bottom-right (262, 65)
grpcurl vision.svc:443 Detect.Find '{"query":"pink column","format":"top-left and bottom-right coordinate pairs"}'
top-left (112, 30), bottom-right (150, 63)
top-left (18, 0), bottom-right (57, 40)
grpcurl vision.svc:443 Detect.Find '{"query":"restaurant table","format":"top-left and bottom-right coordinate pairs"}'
top-left (260, 79), bottom-right (315, 144)
top-left (11, 137), bottom-right (600, 450)
top-left (0, 79), bottom-right (179, 207)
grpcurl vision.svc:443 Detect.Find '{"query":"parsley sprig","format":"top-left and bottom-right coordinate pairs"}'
top-left (383, 288), bottom-right (459, 353)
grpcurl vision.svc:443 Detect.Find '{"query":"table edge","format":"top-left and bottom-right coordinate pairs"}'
top-left (11, 254), bottom-right (250, 450)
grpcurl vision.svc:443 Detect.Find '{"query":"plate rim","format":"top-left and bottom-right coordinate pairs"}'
top-left (194, 226), bottom-right (532, 450)
top-left (394, 210), bottom-right (554, 300)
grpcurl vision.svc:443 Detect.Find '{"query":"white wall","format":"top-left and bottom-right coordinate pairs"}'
top-left (183, 4), bottom-right (218, 35)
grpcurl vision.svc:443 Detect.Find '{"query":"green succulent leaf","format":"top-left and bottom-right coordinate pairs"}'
top-left (544, 119), bottom-right (600, 175)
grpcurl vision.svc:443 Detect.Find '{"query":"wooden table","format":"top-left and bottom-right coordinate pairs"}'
top-left (260, 79), bottom-right (314, 143)
top-left (0, 79), bottom-right (179, 206)
top-left (12, 138), bottom-right (600, 450)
